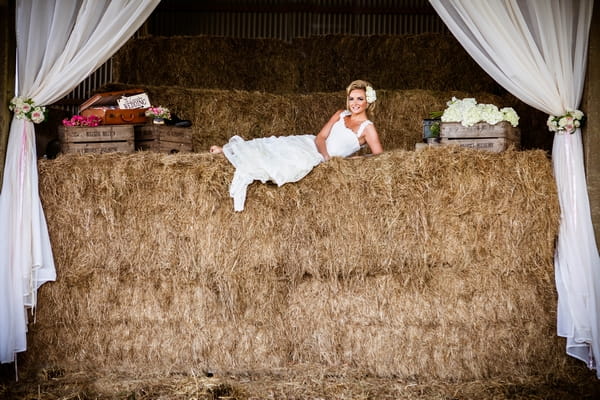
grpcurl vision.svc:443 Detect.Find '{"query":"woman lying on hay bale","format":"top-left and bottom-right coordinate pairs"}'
top-left (209, 80), bottom-right (384, 211)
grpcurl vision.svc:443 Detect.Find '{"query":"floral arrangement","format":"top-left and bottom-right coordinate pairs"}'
top-left (62, 114), bottom-right (102, 127)
top-left (9, 97), bottom-right (47, 124)
top-left (365, 86), bottom-right (377, 104)
top-left (145, 106), bottom-right (171, 120)
top-left (441, 97), bottom-right (519, 127)
top-left (547, 110), bottom-right (584, 134)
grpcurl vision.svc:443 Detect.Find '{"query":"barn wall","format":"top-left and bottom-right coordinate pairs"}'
top-left (0, 0), bottom-right (15, 190)
top-left (148, 0), bottom-right (448, 39)
top-left (584, 0), bottom-right (600, 247)
top-left (57, 0), bottom-right (449, 112)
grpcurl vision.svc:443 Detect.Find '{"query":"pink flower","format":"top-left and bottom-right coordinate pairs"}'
top-left (564, 123), bottom-right (575, 133)
top-left (63, 114), bottom-right (102, 127)
top-left (31, 110), bottom-right (45, 123)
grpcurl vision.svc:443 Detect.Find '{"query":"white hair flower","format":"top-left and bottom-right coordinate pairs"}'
top-left (365, 86), bottom-right (377, 104)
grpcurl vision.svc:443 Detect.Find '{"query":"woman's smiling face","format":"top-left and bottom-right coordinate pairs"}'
top-left (347, 88), bottom-right (368, 115)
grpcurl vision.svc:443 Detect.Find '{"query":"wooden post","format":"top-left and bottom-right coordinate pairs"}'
top-left (0, 0), bottom-right (16, 191)
top-left (583, 0), bottom-right (600, 246)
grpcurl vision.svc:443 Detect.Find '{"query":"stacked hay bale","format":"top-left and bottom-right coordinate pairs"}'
top-left (112, 34), bottom-right (502, 94)
top-left (112, 36), bottom-right (300, 93)
top-left (24, 147), bottom-right (567, 382)
top-left (292, 34), bottom-right (503, 93)
top-left (107, 33), bottom-right (551, 152)
top-left (101, 83), bottom-right (534, 153)
top-left (21, 32), bottom-right (572, 396)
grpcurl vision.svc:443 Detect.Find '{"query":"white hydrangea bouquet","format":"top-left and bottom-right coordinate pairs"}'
top-left (441, 97), bottom-right (519, 128)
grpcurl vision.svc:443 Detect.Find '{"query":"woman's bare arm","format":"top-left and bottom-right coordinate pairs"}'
top-left (315, 110), bottom-right (343, 161)
top-left (363, 124), bottom-right (383, 155)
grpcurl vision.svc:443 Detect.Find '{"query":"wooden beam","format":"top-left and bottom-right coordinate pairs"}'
top-left (0, 0), bottom-right (15, 190)
top-left (583, 0), bottom-right (600, 246)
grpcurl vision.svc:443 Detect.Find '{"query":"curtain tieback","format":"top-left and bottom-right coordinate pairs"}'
top-left (547, 109), bottom-right (585, 134)
top-left (9, 97), bottom-right (47, 124)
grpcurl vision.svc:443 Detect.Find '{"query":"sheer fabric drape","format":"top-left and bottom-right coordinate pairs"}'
top-left (0, 0), bottom-right (160, 364)
top-left (429, 0), bottom-right (598, 376)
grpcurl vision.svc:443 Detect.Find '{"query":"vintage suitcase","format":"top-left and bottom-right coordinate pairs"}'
top-left (80, 89), bottom-right (149, 125)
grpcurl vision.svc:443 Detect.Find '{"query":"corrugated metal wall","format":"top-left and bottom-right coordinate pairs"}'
top-left (58, 61), bottom-right (113, 114)
top-left (151, 0), bottom-right (447, 39)
top-left (59, 0), bottom-right (446, 112)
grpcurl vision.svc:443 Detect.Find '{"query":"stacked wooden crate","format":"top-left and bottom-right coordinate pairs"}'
top-left (440, 121), bottom-right (520, 152)
top-left (58, 125), bottom-right (135, 154)
top-left (134, 125), bottom-right (193, 153)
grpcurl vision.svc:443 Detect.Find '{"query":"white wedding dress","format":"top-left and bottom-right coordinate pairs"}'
top-left (223, 110), bottom-right (372, 211)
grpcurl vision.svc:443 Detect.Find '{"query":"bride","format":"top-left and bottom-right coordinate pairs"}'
top-left (210, 80), bottom-right (383, 211)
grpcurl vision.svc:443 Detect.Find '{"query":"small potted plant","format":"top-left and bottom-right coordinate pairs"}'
top-left (145, 106), bottom-right (171, 124)
top-left (423, 111), bottom-right (442, 143)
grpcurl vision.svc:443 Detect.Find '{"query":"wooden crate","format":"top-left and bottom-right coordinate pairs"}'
top-left (134, 125), bottom-right (193, 153)
top-left (58, 125), bottom-right (134, 154)
top-left (440, 121), bottom-right (520, 152)
top-left (439, 137), bottom-right (515, 152)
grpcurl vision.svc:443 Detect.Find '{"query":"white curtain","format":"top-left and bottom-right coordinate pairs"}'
top-left (0, 0), bottom-right (160, 364)
top-left (429, 0), bottom-right (598, 377)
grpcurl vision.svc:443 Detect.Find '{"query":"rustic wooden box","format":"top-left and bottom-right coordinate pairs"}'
top-left (134, 125), bottom-right (193, 153)
top-left (440, 121), bottom-right (520, 152)
top-left (58, 125), bottom-right (134, 154)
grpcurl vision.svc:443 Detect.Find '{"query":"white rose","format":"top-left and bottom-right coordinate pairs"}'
top-left (10, 97), bottom-right (25, 108)
top-left (31, 109), bottom-right (45, 123)
top-left (558, 117), bottom-right (568, 127)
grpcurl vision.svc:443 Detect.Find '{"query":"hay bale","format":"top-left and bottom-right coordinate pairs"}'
top-left (99, 84), bottom-right (528, 153)
top-left (293, 34), bottom-right (503, 93)
top-left (105, 34), bottom-right (551, 152)
top-left (23, 147), bottom-right (565, 382)
top-left (7, 366), bottom-right (600, 399)
top-left (112, 36), bottom-right (300, 93)
top-left (112, 34), bottom-right (503, 94)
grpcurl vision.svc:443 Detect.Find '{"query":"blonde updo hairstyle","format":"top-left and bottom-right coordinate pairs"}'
top-left (346, 79), bottom-right (377, 117)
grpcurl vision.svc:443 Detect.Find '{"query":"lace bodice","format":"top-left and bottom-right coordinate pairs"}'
top-left (326, 110), bottom-right (372, 158)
